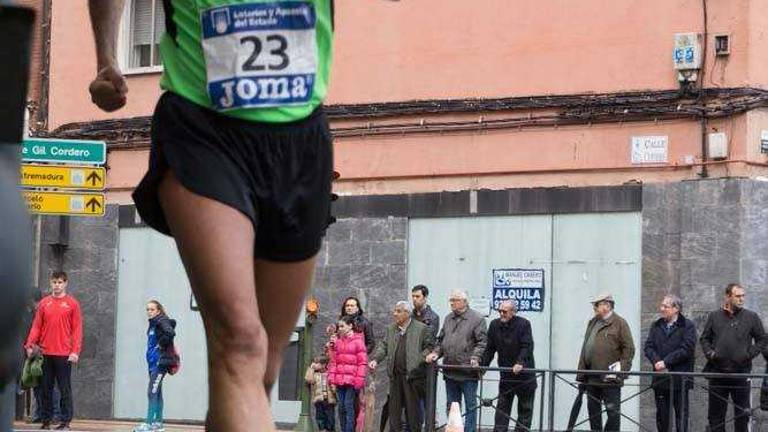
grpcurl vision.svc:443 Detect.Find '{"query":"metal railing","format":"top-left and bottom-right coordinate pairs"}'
top-left (423, 364), bottom-right (768, 432)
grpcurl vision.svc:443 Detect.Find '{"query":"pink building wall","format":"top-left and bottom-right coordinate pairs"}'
top-left (44, 0), bottom-right (768, 202)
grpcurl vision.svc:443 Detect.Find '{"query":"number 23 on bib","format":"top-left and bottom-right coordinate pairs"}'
top-left (201, 2), bottom-right (319, 110)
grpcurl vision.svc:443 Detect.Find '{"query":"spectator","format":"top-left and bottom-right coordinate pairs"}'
top-left (305, 355), bottom-right (336, 432)
top-left (24, 271), bottom-right (82, 431)
top-left (700, 283), bottom-right (767, 432)
top-left (369, 301), bottom-right (433, 432)
top-left (481, 300), bottom-right (536, 432)
top-left (340, 297), bottom-right (375, 355)
top-left (643, 294), bottom-right (696, 432)
top-left (411, 285), bottom-right (440, 341)
top-left (328, 316), bottom-right (368, 432)
top-left (576, 293), bottom-right (635, 432)
top-left (134, 300), bottom-right (177, 432)
top-left (426, 290), bottom-right (487, 432)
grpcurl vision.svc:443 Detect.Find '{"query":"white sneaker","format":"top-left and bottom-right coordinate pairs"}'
top-left (133, 424), bottom-right (152, 432)
top-left (150, 422), bottom-right (165, 432)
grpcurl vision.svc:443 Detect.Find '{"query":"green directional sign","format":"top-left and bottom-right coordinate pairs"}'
top-left (21, 138), bottom-right (106, 165)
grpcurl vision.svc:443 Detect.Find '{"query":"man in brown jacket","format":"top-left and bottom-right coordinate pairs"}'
top-left (576, 293), bottom-right (635, 432)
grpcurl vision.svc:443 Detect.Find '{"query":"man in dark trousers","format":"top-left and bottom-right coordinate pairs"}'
top-left (481, 300), bottom-right (536, 432)
top-left (369, 301), bottom-right (434, 432)
top-left (643, 294), bottom-right (697, 432)
top-left (24, 271), bottom-right (83, 430)
top-left (576, 293), bottom-right (635, 432)
top-left (700, 283), bottom-right (767, 432)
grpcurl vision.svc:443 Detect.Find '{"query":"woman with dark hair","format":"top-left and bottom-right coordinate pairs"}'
top-left (134, 300), bottom-right (177, 432)
top-left (339, 297), bottom-right (374, 355)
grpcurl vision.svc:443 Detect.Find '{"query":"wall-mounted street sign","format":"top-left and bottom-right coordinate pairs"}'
top-left (492, 268), bottom-right (545, 312)
top-left (21, 138), bottom-right (106, 165)
top-left (20, 165), bottom-right (106, 190)
top-left (22, 191), bottom-right (105, 217)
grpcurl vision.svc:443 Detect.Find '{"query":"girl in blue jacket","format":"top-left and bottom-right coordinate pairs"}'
top-left (135, 300), bottom-right (176, 432)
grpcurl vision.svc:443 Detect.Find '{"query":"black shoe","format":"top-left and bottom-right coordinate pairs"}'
top-left (40, 422), bottom-right (51, 430)
top-left (55, 423), bottom-right (70, 430)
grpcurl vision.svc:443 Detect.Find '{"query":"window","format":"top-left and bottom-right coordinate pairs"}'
top-left (119, 0), bottom-right (165, 73)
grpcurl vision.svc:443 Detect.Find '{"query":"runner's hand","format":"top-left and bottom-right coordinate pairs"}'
top-left (425, 352), bottom-right (438, 363)
top-left (512, 364), bottom-right (523, 374)
top-left (25, 347), bottom-right (33, 357)
top-left (368, 360), bottom-right (377, 370)
top-left (67, 353), bottom-right (79, 363)
top-left (89, 65), bottom-right (128, 112)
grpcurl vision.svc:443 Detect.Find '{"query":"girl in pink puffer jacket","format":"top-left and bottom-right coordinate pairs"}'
top-left (328, 315), bottom-right (368, 432)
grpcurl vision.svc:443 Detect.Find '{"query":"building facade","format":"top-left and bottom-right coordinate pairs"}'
top-left (21, 0), bottom-right (768, 429)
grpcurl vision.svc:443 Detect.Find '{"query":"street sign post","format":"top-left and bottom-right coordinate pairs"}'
top-left (22, 191), bottom-right (105, 217)
top-left (20, 164), bottom-right (106, 190)
top-left (21, 138), bottom-right (106, 164)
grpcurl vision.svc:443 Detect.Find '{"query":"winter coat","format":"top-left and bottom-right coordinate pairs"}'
top-left (371, 319), bottom-right (434, 381)
top-left (481, 316), bottom-right (537, 390)
top-left (577, 312), bottom-right (635, 384)
top-left (643, 314), bottom-right (697, 390)
top-left (347, 313), bottom-right (375, 354)
top-left (305, 367), bottom-right (336, 404)
top-left (328, 332), bottom-right (368, 389)
top-left (700, 308), bottom-right (767, 374)
top-left (147, 314), bottom-right (176, 373)
top-left (412, 305), bottom-right (440, 341)
top-left (434, 308), bottom-right (488, 381)
top-left (21, 353), bottom-right (43, 389)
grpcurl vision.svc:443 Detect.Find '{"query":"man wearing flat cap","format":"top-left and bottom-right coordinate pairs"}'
top-left (576, 293), bottom-right (635, 432)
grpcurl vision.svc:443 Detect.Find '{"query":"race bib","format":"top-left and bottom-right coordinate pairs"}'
top-left (201, 2), bottom-right (317, 110)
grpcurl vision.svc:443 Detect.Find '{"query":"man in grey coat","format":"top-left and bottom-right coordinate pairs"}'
top-left (426, 290), bottom-right (488, 432)
top-left (370, 301), bottom-right (434, 432)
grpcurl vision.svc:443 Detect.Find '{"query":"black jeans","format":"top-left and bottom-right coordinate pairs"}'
top-left (40, 355), bottom-right (72, 423)
top-left (585, 384), bottom-right (621, 432)
top-left (314, 400), bottom-right (336, 431)
top-left (494, 380), bottom-right (535, 432)
top-left (707, 378), bottom-right (751, 432)
top-left (654, 384), bottom-right (690, 432)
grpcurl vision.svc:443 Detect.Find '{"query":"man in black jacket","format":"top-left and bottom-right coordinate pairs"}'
top-left (700, 283), bottom-right (768, 432)
top-left (643, 294), bottom-right (697, 432)
top-left (481, 300), bottom-right (536, 432)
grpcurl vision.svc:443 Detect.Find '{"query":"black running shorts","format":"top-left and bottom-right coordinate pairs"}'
top-left (133, 91), bottom-right (334, 262)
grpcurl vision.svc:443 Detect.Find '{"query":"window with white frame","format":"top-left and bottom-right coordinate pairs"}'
top-left (120, 0), bottom-right (165, 73)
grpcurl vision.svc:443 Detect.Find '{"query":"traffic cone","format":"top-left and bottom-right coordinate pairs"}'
top-left (446, 401), bottom-right (464, 432)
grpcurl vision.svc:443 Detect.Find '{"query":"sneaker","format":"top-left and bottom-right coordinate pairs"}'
top-left (133, 423), bottom-right (152, 432)
top-left (150, 422), bottom-right (165, 432)
top-left (54, 423), bottom-right (70, 430)
top-left (40, 422), bottom-right (51, 430)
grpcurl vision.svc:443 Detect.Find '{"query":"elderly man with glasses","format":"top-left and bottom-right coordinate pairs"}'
top-left (643, 295), bottom-right (697, 432)
top-left (481, 300), bottom-right (536, 432)
top-left (426, 290), bottom-right (487, 432)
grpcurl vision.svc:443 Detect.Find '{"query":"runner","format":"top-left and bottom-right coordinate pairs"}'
top-left (87, 1), bottom-right (342, 430)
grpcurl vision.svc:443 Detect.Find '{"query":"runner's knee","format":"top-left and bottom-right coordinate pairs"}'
top-left (208, 317), bottom-right (268, 361)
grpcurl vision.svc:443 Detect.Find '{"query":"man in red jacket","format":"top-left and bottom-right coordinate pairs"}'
top-left (24, 271), bottom-right (83, 430)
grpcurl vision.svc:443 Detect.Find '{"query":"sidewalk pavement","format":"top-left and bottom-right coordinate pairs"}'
top-left (13, 420), bottom-right (295, 432)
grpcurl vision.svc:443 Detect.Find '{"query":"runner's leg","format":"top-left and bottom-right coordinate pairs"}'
top-left (159, 172), bottom-right (273, 432)
top-left (253, 257), bottom-right (318, 394)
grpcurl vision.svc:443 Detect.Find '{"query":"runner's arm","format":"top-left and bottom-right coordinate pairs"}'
top-left (88, 0), bottom-right (125, 71)
top-left (88, 0), bottom-right (128, 112)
